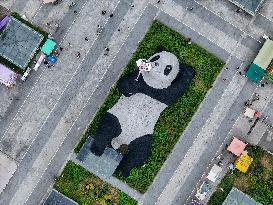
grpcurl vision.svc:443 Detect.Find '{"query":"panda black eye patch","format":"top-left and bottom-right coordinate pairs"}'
top-left (164, 65), bottom-right (172, 75)
top-left (150, 55), bottom-right (160, 62)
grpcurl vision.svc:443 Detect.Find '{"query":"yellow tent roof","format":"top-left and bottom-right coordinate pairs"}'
top-left (235, 154), bottom-right (253, 173)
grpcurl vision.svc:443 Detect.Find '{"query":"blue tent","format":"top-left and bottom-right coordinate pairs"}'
top-left (47, 55), bottom-right (57, 63)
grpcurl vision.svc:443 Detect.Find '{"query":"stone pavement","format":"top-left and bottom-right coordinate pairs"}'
top-left (0, 0), bottom-right (272, 204)
top-left (76, 137), bottom-right (123, 177)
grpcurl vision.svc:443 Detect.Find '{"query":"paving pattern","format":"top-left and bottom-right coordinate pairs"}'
top-left (0, 0), bottom-right (273, 204)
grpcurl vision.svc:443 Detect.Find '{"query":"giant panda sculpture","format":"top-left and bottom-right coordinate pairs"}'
top-left (91, 49), bottom-right (195, 177)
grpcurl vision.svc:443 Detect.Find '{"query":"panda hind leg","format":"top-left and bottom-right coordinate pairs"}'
top-left (116, 134), bottom-right (152, 177)
top-left (90, 112), bottom-right (121, 156)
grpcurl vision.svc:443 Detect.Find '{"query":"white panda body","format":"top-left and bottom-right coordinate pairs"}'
top-left (108, 93), bottom-right (167, 149)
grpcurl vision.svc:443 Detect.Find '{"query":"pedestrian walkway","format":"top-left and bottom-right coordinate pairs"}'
top-left (0, 1), bottom-right (156, 204)
top-left (0, 0), bottom-right (272, 204)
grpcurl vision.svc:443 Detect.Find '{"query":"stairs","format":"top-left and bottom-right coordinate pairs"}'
top-left (77, 136), bottom-right (123, 178)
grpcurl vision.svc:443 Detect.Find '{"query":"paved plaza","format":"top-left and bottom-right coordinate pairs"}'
top-left (0, 0), bottom-right (273, 204)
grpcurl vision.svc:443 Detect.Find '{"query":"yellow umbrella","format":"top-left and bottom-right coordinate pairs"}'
top-left (235, 154), bottom-right (253, 173)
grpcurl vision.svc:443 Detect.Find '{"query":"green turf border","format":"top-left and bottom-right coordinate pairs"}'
top-left (54, 161), bottom-right (137, 205)
top-left (74, 21), bottom-right (224, 193)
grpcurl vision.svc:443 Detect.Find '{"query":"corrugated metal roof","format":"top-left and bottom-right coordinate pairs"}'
top-left (228, 0), bottom-right (265, 15)
top-left (223, 187), bottom-right (262, 205)
top-left (0, 17), bottom-right (42, 69)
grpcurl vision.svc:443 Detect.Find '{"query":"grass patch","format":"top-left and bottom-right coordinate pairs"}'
top-left (75, 21), bottom-right (224, 193)
top-left (208, 146), bottom-right (273, 205)
top-left (54, 161), bottom-right (137, 205)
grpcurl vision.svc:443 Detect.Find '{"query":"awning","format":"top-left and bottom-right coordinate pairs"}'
top-left (227, 137), bottom-right (247, 156)
top-left (207, 164), bottom-right (222, 182)
top-left (0, 16), bottom-right (10, 30)
top-left (253, 38), bottom-right (273, 70)
top-left (0, 64), bottom-right (17, 87)
top-left (235, 154), bottom-right (253, 173)
top-left (244, 107), bottom-right (256, 118)
top-left (43, 0), bottom-right (56, 3)
top-left (41, 39), bottom-right (56, 56)
top-left (246, 63), bottom-right (265, 82)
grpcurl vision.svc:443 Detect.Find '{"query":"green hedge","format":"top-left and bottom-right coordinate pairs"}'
top-left (75, 21), bottom-right (224, 193)
top-left (54, 161), bottom-right (137, 205)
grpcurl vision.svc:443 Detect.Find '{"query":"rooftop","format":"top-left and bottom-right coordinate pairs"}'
top-left (0, 17), bottom-right (43, 69)
top-left (223, 187), bottom-right (262, 205)
top-left (228, 0), bottom-right (265, 15)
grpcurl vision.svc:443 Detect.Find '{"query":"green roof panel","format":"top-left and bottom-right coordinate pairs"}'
top-left (41, 39), bottom-right (56, 55)
top-left (246, 63), bottom-right (265, 82)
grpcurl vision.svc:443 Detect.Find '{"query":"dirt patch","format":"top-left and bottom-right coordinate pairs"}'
top-left (80, 177), bottom-right (119, 205)
top-left (194, 79), bottom-right (207, 92)
top-left (234, 175), bottom-right (249, 192)
top-left (261, 153), bottom-right (273, 171)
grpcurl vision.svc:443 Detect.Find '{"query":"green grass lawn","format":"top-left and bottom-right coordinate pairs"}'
top-left (54, 161), bottom-right (137, 205)
top-left (75, 21), bottom-right (224, 193)
top-left (208, 146), bottom-right (273, 205)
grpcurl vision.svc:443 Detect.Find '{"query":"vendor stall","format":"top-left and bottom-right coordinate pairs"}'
top-left (244, 107), bottom-right (260, 118)
top-left (206, 164), bottom-right (222, 183)
top-left (227, 137), bottom-right (247, 156)
top-left (235, 154), bottom-right (253, 173)
top-left (43, 0), bottom-right (56, 3)
top-left (41, 39), bottom-right (56, 56)
top-left (246, 38), bottom-right (273, 82)
top-left (33, 53), bottom-right (46, 71)
top-left (0, 64), bottom-right (17, 87)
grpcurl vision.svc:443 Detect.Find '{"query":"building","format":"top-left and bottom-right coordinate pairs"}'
top-left (223, 187), bottom-right (262, 205)
top-left (228, 0), bottom-right (265, 16)
top-left (0, 16), bottom-right (43, 69)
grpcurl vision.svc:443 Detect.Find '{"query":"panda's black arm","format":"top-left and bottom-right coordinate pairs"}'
top-left (117, 70), bottom-right (144, 96)
top-left (143, 65), bottom-right (196, 105)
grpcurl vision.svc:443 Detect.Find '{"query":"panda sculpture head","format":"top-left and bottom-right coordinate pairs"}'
top-left (142, 51), bottom-right (180, 89)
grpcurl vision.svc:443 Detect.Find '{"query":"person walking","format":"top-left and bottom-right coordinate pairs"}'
top-left (104, 47), bottom-right (109, 56)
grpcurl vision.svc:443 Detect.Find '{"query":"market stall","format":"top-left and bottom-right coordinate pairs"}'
top-left (235, 153), bottom-right (253, 173)
top-left (244, 107), bottom-right (260, 119)
top-left (0, 64), bottom-right (17, 87)
top-left (206, 164), bottom-right (222, 183)
top-left (41, 39), bottom-right (56, 56)
top-left (227, 137), bottom-right (247, 156)
top-left (246, 38), bottom-right (273, 82)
